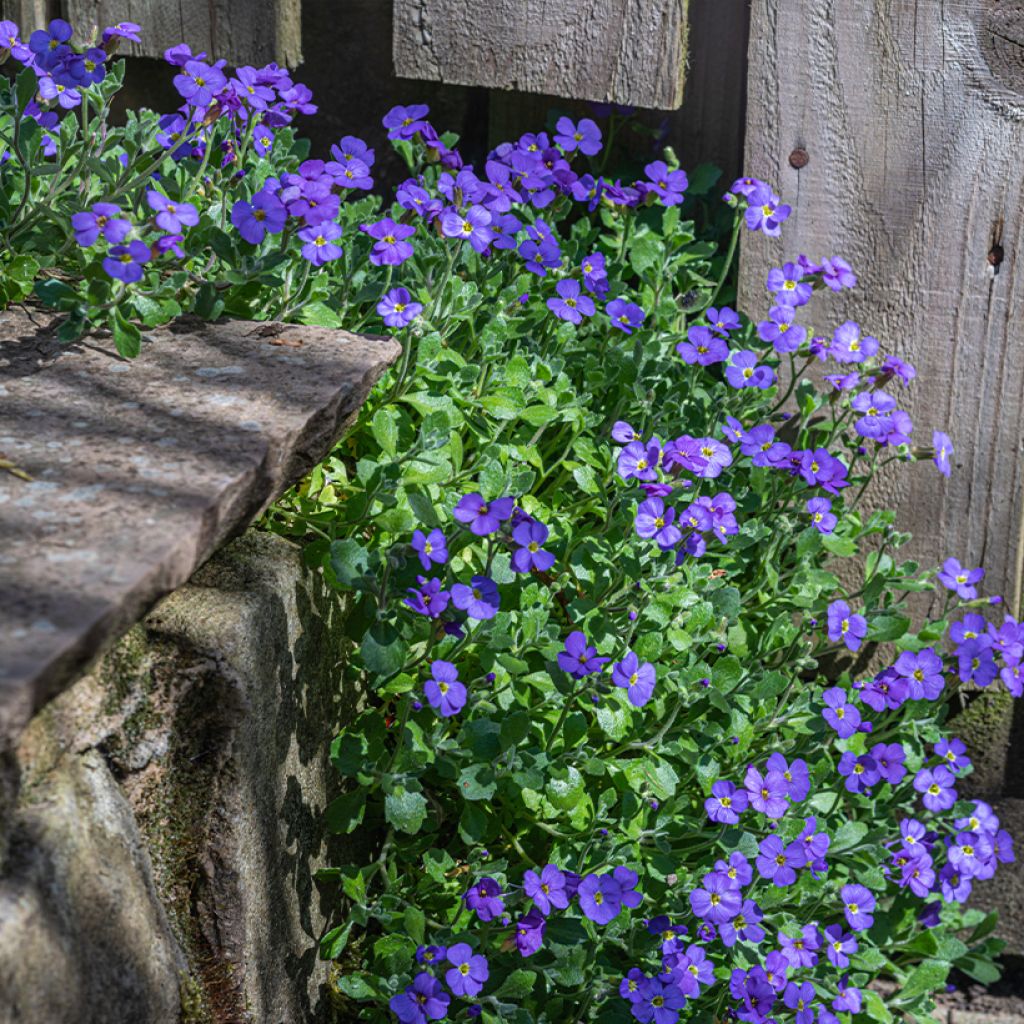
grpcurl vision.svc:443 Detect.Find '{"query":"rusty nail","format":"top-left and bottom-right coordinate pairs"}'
top-left (788, 148), bottom-right (809, 169)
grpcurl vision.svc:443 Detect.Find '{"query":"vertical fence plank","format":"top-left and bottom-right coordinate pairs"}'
top-left (741, 0), bottom-right (1024, 611)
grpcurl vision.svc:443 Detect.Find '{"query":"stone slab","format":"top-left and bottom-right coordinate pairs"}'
top-left (0, 308), bottom-right (399, 748)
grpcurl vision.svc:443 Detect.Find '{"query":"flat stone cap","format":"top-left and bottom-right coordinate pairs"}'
top-left (0, 310), bottom-right (400, 745)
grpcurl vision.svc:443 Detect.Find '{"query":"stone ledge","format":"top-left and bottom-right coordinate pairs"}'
top-left (0, 308), bottom-right (399, 748)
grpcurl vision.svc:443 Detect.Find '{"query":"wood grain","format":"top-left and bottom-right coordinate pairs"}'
top-left (393, 0), bottom-right (689, 109)
top-left (5, 0), bottom-right (302, 66)
top-left (741, 0), bottom-right (1024, 613)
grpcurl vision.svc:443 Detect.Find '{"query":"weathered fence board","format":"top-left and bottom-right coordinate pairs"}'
top-left (741, 0), bottom-right (1024, 611)
top-left (1, 0), bottom-right (302, 67)
top-left (393, 0), bottom-right (689, 109)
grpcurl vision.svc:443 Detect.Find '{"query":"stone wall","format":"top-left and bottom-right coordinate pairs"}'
top-left (0, 531), bottom-right (356, 1024)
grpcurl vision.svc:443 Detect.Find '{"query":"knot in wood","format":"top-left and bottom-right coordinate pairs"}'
top-left (981, 6), bottom-right (1024, 95)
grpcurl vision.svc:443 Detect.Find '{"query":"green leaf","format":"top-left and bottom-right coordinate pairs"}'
top-left (330, 538), bottom-right (371, 587)
top-left (319, 921), bottom-right (353, 959)
top-left (546, 766), bottom-right (585, 810)
top-left (494, 969), bottom-right (537, 999)
top-left (458, 763), bottom-right (498, 801)
top-left (831, 820), bottom-right (868, 853)
top-left (403, 905), bottom-right (426, 945)
top-left (954, 952), bottom-right (1002, 985)
top-left (868, 614), bottom-right (911, 642)
top-left (15, 66), bottom-right (36, 112)
top-left (712, 654), bottom-right (743, 693)
top-left (384, 785), bottom-right (427, 834)
top-left (111, 310), bottom-right (141, 359)
top-left (822, 533), bottom-right (857, 557)
top-left (335, 973), bottom-right (379, 1001)
top-left (861, 989), bottom-right (894, 1023)
top-left (324, 790), bottom-right (366, 834)
top-left (361, 622), bottom-right (408, 677)
top-left (897, 959), bottom-right (950, 1001)
top-left (371, 408), bottom-right (400, 456)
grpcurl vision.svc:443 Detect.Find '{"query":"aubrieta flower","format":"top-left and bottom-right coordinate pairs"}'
top-left (824, 923), bottom-right (858, 967)
top-left (523, 864), bottom-right (569, 915)
top-left (389, 972), bottom-right (449, 1024)
top-left (514, 908), bottom-right (546, 957)
top-left (807, 497), bottom-right (837, 534)
top-left (547, 279), bottom-right (595, 324)
top-left (766, 753), bottom-right (810, 802)
top-left (617, 440), bottom-right (661, 481)
top-left (635, 498), bottom-right (682, 550)
top-left (173, 59), bottom-right (227, 108)
top-left (146, 190), bottom-right (199, 233)
top-left (779, 925), bottom-right (821, 969)
top-left (689, 871), bottom-right (741, 923)
top-left (415, 944), bottom-right (446, 965)
top-left (744, 764), bottom-right (789, 818)
top-left (445, 943), bottom-right (488, 997)
top-left (936, 737), bottom-right (971, 773)
top-left (71, 202), bottom-right (131, 247)
top-left (632, 975), bottom-right (686, 1024)
top-left (766, 262), bottom-right (813, 306)
top-left (606, 297), bottom-right (645, 334)
top-left (958, 638), bottom-right (998, 687)
top-left (464, 877), bottom-right (504, 921)
top-left (756, 835), bottom-right (802, 887)
top-left (612, 651), bottom-right (657, 707)
top-left (580, 251), bottom-right (608, 295)
top-left (554, 116), bottom-right (602, 155)
top-left (578, 867), bottom-right (642, 924)
top-left (744, 182), bottom-right (791, 236)
top-left (893, 647), bottom-right (944, 700)
top-left (837, 751), bottom-right (879, 793)
top-left (643, 160), bottom-right (688, 205)
top-left (822, 686), bottom-right (861, 738)
top-left (378, 287), bottom-right (423, 328)
top-left (705, 780), bottom-right (748, 824)
top-left (831, 320), bottom-right (879, 363)
top-left (677, 325), bottom-right (729, 365)
top-left (557, 630), bottom-right (610, 677)
top-left (298, 222), bottom-right (343, 265)
top-left (103, 240), bottom-right (150, 283)
top-left (440, 204), bottom-right (493, 252)
top-left (725, 350), bottom-right (774, 389)
top-left (827, 599), bottom-right (867, 652)
top-left (841, 883), bottom-right (876, 931)
top-left (451, 575), bottom-right (500, 619)
top-left (937, 557), bottom-right (984, 600)
top-left (383, 103), bottom-right (429, 139)
top-left (914, 764), bottom-right (958, 812)
top-left (511, 519), bottom-right (556, 572)
top-left (231, 190), bottom-right (287, 243)
top-left (404, 576), bottom-right (449, 618)
top-left (362, 217), bottom-right (416, 266)
top-left (933, 430), bottom-right (954, 477)
top-left (453, 492), bottom-right (514, 535)
top-left (783, 980), bottom-right (816, 1024)
top-left (757, 305), bottom-right (806, 354)
top-left (822, 255), bottom-right (857, 290)
top-left (423, 660), bottom-right (465, 717)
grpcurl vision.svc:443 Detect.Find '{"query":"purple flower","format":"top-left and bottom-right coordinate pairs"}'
top-left (745, 183), bottom-right (791, 236)
top-left (766, 753), bottom-right (810, 802)
top-left (693, 438), bottom-right (733, 479)
top-left (464, 877), bottom-right (504, 921)
top-left (833, 976), bottom-right (862, 1015)
top-left (824, 924), bottom-right (858, 967)
top-left (28, 18), bottom-right (71, 69)
top-left (173, 60), bottom-right (227, 109)
top-left (424, 660), bottom-right (466, 717)
top-left (635, 498), bottom-right (682, 550)
top-left (451, 575), bottom-right (500, 620)
top-left (933, 431), bottom-right (954, 477)
top-left (767, 262), bottom-right (813, 306)
top-left (757, 305), bottom-right (806, 354)
top-left (389, 972), bottom-right (449, 1024)
top-left (231, 190), bottom-right (287, 244)
top-left (298, 222), bottom-right (343, 265)
top-left (893, 648), bottom-right (945, 701)
top-left (689, 871), bottom-right (741, 923)
top-left (725, 350), bottom-right (775, 389)
top-left (404, 576), bottom-right (450, 618)
top-left (514, 908), bottom-right (546, 957)
top-left (578, 873), bottom-right (627, 925)
top-left (822, 687), bottom-right (861, 738)
top-left (784, 980), bottom-right (816, 1024)
top-left (378, 287), bottom-right (423, 328)
top-left (71, 202), bottom-right (130, 247)
top-left (643, 160), bottom-right (688, 205)
top-left (822, 256), bottom-right (857, 290)
top-left (102, 21), bottom-right (142, 45)
top-left (807, 497), bottom-right (837, 534)
top-left (841, 883), bottom-right (875, 931)
top-left (383, 103), bottom-right (429, 140)
top-left (707, 306), bottom-right (741, 335)
top-left (415, 944), bottom-right (446, 965)
top-left (523, 864), bottom-right (569, 915)
top-left (143, 191), bottom-right (198, 234)
top-left (719, 899), bottom-right (764, 947)
top-left (580, 251), bottom-right (608, 295)
top-left (756, 835), bottom-right (801, 887)
top-left (606, 297), bottom-right (645, 334)
top-left (512, 520), bottom-right (556, 572)
top-left (838, 751), bottom-right (880, 794)
top-left (554, 116), bottom-right (602, 155)
top-left (362, 217), bottom-right (417, 266)
top-left (705, 780), bottom-right (748, 824)
top-left (938, 557), bottom-right (984, 600)
top-left (958, 639), bottom-right (998, 687)
top-left (558, 631), bottom-right (610, 677)
top-left (744, 765), bottom-right (789, 818)
top-left (633, 975), bottom-right (686, 1024)
top-left (779, 925), bottom-right (821, 969)
top-left (797, 448), bottom-right (850, 494)
top-left (740, 424), bottom-right (788, 467)
top-left (827, 600), bottom-right (867, 652)
top-left (547, 279), bottom-right (595, 324)
top-left (440, 204), bottom-right (493, 252)
top-left (445, 943), bottom-right (488, 997)
top-left (831, 320), bottom-right (879, 364)
top-left (102, 240), bottom-right (150, 283)
top-left (454, 492), bottom-right (514, 535)
top-left (935, 737), bottom-right (971, 774)
top-left (617, 440), bottom-right (661, 481)
top-left (871, 742), bottom-right (907, 785)
top-left (612, 651), bottom-right (657, 707)
top-left (676, 325), bottom-right (729, 365)
top-left (914, 765), bottom-right (957, 812)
